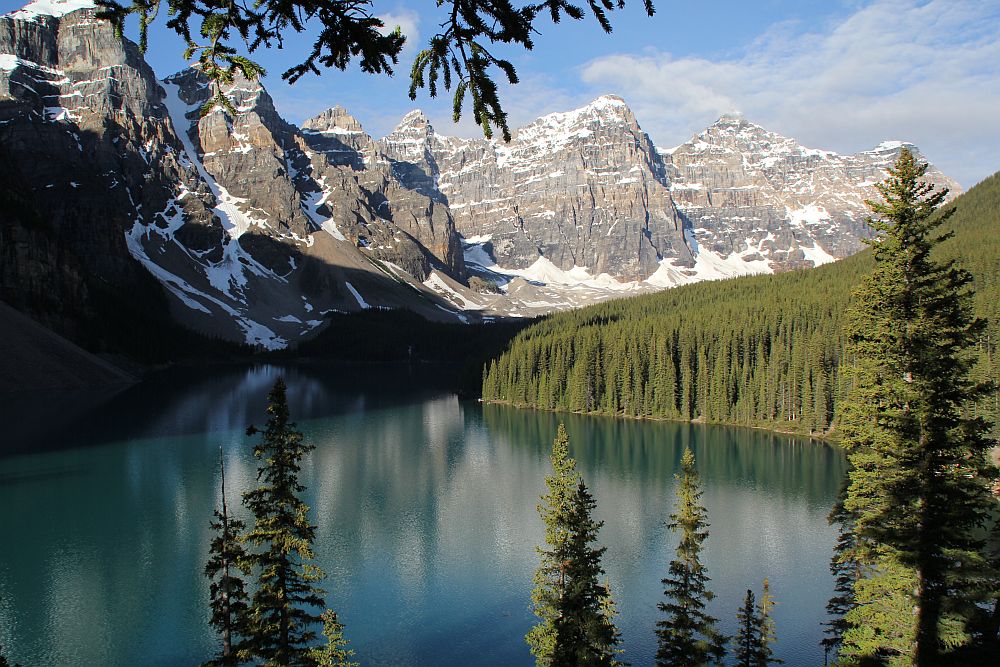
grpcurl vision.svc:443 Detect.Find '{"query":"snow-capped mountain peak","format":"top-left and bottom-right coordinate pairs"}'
top-left (300, 105), bottom-right (367, 136)
top-left (0, 0), bottom-right (964, 348)
top-left (7, 0), bottom-right (93, 20)
top-left (392, 109), bottom-right (433, 133)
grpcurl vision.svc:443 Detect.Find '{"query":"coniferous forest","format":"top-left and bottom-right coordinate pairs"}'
top-left (483, 171), bottom-right (1000, 439)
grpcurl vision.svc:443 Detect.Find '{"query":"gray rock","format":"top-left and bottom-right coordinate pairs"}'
top-left (0, 1), bottom-right (967, 347)
top-left (661, 114), bottom-right (963, 271)
top-left (405, 96), bottom-right (691, 281)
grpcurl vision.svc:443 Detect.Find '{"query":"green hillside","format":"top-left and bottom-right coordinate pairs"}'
top-left (483, 171), bottom-right (1000, 437)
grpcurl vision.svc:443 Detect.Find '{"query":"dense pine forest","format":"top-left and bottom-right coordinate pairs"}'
top-left (483, 171), bottom-right (1000, 437)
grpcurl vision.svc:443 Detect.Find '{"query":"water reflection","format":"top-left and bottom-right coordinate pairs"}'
top-left (0, 365), bottom-right (847, 666)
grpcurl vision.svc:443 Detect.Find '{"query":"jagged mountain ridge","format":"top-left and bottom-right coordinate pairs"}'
top-left (0, 0), bottom-right (963, 351)
top-left (1, 0), bottom-right (480, 351)
top-left (662, 112), bottom-right (961, 272)
top-left (362, 101), bottom-right (959, 285)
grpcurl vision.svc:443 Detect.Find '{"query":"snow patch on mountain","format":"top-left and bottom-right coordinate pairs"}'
top-left (344, 282), bottom-right (370, 310)
top-left (424, 271), bottom-right (484, 310)
top-left (124, 220), bottom-right (287, 349)
top-left (8, 0), bottom-right (93, 20)
top-left (161, 81), bottom-right (260, 238)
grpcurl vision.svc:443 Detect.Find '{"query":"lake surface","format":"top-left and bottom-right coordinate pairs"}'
top-left (0, 364), bottom-right (847, 666)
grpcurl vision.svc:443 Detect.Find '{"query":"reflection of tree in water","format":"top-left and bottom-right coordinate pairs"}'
top-left (480, 404), bottom-right (847, 503)
top-left (0, 363), bottom-right (459, 455)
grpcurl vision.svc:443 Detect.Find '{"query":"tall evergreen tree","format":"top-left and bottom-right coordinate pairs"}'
top-left (204, 448), bottom-right (251, 666)
top-left (656, 447), bottom-right (727, 666)
top-left (598, 580), bottom-right (626, 665)
top-left (526, 424), bottom-right (623, 666)
top-left (734, 589), bottom-right (760, 667)
top-left (242, 378), bottom-right (329, 666)
top-left (836, 149), bottom-right (999, 665)
top-left (733, 581), bottom-right (781, 667)
top-left (756, 578), bottom-right (781, 666)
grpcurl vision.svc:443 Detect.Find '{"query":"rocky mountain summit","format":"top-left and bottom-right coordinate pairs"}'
top-left (415, 96), bottom-right (691, 281)
top-left (661, 112), bottom-right (961, 273)
top-left (0, 0), bottom-right (963, 351)
top-left (1, 0), bottom-right (476, 350)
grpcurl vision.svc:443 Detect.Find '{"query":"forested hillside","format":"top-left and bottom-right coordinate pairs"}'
top-left (483, 171), bottom-right (1000, 437)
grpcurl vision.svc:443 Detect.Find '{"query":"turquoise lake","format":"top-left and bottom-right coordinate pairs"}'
top-left (0, 364), bottom-right (848, 666)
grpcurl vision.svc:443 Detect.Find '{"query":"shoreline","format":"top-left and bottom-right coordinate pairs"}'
top-left (480, 398), bottom-right (841, 444)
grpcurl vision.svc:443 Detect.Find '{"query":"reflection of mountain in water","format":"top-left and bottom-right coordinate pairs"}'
top-left (0, 365), bottom-right (846, 666)
top-left (0, 363), bottom-right (458, 456)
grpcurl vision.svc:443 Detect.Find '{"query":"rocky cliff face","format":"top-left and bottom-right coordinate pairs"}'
top-left (661, 113), bottom-right (962, 272)
top-left (1, 0), bottom-right (966, 351)
top-left (1, 0), bottom-right (476, 351)
top-left (300, 105), bottom-right (465, 279)
top-left (387, 96), bottom-right (691, 281)
top-left (125, 65), bottom-right (476, 347)
top-left (0, 0), bottom-right (203, 341)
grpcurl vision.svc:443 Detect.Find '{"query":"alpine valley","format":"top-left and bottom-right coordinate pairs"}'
top-left (0, 0), bottom-right (961, 353)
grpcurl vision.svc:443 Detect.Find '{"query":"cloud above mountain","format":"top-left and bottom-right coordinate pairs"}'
top-left (578, 0), bottom-right (999, 187)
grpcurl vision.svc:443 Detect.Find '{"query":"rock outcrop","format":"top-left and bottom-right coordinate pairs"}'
top-left (661, 113), bottom-right (962, 271)
top-left (390, 96), bottom-right (691, 281)
top-left (1, 0), bottom-right (476, 351)
top-left (300, 105), bottom-right (466, 279)
top-left (0, 0), bottom-right (207, 340)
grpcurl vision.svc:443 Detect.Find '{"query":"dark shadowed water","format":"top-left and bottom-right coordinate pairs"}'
top-left (0, 363), bottom-right (847, 666)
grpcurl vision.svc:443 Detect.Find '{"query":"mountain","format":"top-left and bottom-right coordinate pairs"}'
top-left (425, 105), bottom-right (959, 287)
top-left (388, 95), bottom-right (688, 281)
top-left (0, 0), bottom-right (481, 354)
top-left (482, 170), bottom-right (999, 436)
top-left (662, 112), bottom-right (961, 272)
top-left (0, 0), bottom-right (965, 355)
top-left (0, 299), bottom-right (135, 391)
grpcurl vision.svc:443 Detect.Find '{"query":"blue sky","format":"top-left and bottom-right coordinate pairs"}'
top-left (4, 0), bottom-right (999, 187)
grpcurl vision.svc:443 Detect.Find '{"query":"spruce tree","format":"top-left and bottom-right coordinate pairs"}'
top-left (526, 423), bottom-right (623, 666)
top-left (204, 448), bottom-right (251, 666)
top-left (309, 610), bottom-right (358, 667)
top-left (836, 149), bottom-right (999, 665)
top-left (656, 447), bottom-right (727, 666)
top-left (734, 589), bottom-right (760, 667)
top-left (756, 578), bottom-right (781, 666)
top-left (242, 378), bottom-right (329, 666)
top-left (598, 581), bottom-right (626, 665)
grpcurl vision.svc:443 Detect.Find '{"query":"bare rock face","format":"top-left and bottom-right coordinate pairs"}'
top-left (0, 0), bottom-right (206, 337)
top-left (662, 113), bottom-right (963, 271)
top-left (1, 0), bottom-right (969, 348)
top-left (407, 96), bottom-right (691, 281)
top-left (143, 67), bottom-right (474, 348)
top-left (300, 106), bottom-right (466, 279)
top-left (0, 1), bottom-right (477, 350)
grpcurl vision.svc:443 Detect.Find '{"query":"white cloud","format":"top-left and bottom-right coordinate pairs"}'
top-left (377, 8), bottom-right (421, 56)
top-left (579, 0), bottom-right (1000, 187)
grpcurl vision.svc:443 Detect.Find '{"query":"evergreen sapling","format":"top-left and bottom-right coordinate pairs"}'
top-left (526, 423), bottom-right (623, 666)
top-left (656, 447), bottom-right (727, 666)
